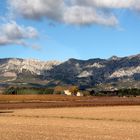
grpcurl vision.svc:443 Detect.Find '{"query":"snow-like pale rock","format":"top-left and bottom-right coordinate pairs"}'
top-left (110, 66), bottom-right (140, 78)
top-left (86, 63), bottom-right (105, 68)
top-left (0, 58), bottom-right (61, 75)
top-left (77, 71), bottom-right (92, 78)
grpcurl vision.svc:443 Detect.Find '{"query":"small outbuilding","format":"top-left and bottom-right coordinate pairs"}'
top-left (64, 90), bottom-right (72, 96)
top-left (76, 92), bottom-right (83, 97)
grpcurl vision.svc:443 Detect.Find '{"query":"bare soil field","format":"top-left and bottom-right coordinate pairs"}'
top-left (0, 106), bottom-right (140, 140)
top-left (0, 95), bottom-right (140, 109)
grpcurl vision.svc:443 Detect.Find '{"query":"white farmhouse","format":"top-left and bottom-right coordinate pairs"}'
top-left (77, 92), bottom-right (83, 97)
top-left (64, 90), bottom-right (72, 96)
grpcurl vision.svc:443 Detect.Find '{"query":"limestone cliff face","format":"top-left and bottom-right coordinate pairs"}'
top-left (0, 58), bottom-right (61, 82)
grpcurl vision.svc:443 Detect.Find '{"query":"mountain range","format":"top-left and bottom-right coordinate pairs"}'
top-left (0, 54), bottom-right (140, 90)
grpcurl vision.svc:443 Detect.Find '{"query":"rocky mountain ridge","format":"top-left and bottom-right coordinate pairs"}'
top-left (0, 54), bottom-right (140, 89)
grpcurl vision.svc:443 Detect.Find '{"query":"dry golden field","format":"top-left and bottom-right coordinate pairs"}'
top-left (0, 106), bottom-right (140, 140)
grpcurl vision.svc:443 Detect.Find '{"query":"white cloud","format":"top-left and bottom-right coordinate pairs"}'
top-left (133, 0), bottom-right (140, 11)
top-left (7, 0), bottom-right (118, 26)
top-left (63, 6), bottom-right (118, 26)
top-left (8, 0), bottom-right (140, 26)
top-left (71, 0), bottom-right (134, 9)
top-left (0, 21), bottom-right (39, 49)
top-left (8, 0), bottom-right (65, 21)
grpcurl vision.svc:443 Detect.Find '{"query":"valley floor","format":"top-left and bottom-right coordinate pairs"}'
top-left (0, 95), bottom-right (140, 109)
top-left (0, 106), bottom-right (140, 140)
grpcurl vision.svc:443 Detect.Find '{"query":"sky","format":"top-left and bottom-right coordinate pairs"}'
top-left (0, 0), bottom-right (140, 61)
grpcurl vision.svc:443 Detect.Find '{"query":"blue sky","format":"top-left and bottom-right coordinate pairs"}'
top-left (0, 0), bottom-right (140, 61)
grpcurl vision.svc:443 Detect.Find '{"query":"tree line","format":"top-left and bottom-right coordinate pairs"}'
top-left (92, 88), bottom-right (140, 97)
top-left (3, 86), bottom-right (140, 97)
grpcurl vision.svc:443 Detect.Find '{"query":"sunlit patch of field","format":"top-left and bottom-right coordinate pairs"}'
top-left (0, 106), bottom-right (140, 140)
top-left (0, 95), bottom-right (81, 102)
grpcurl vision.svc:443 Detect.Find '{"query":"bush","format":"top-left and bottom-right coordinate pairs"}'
top-left (5, 87), bottom-right (17, 95)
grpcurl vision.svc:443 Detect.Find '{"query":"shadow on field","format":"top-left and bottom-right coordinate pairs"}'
top-left (0, 110), bottom-right (14, 114)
